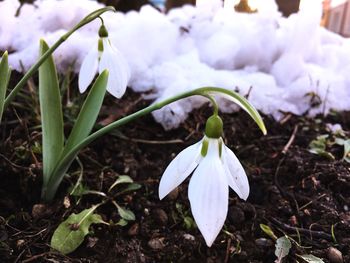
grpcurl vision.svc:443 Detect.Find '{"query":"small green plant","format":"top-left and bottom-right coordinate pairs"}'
top-left (259, 224), bottom-right (325, 263)
top-left (309, 126), bottom-right (350, 163)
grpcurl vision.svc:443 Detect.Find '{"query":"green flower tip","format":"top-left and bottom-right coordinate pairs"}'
top-left (205, 115), bottom-right (223, 139)
top-left (98, 24), bottom-right (109, 38)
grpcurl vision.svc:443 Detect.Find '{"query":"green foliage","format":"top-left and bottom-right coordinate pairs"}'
top-left (39, 40), bottom-right (64, 188)
top-left (308, 135), bottom-right (335, 160)
top-left (275, 236), bottom-right (292, 263)
top-left (259, 224), bottom-right (278, 240)
top-left (175, 203), bottom-right (196, 230)
top-left (309, 128), bottom-right (350, 162)
top-left (51, 206), bottom-right (105, 254)
top-left (0, 51), bottom-right (11, 122)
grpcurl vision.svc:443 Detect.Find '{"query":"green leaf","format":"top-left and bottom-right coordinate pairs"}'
top-left (309, 135), bottom-right (335, 160)
top-left (298, 254), bottom-right (325, 263)
top-left (108, 175), bottom-right (134, 192)
top-left (0, 51), bottom-right (11, 122)
top-left (51, 206), bottom-right (104, 254)
top-left (115, 183), bottom-right (141, 196)
top-left (275, 236), bottom-right (291, 261)
top-left (260, 224), bottom-right (278, 240)
top-left (39, 40), bottom-right (64, 189)
top-left (63, 70), bottom-right (108, 155)
top-left (116, 204), bottom-right (135, 221)
top-left (209, 88), bottom-right (267, 135)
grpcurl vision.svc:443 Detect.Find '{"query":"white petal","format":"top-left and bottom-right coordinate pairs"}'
top-left (159, 141), bottom-right (202, 200)
top-left (99, 39), bottom-right (130, 98)
top-left (188, 155), bottom-right (228, 247)
top-left (78, 48), bottom-right (98, 93)
top-left (223, 145), bottom-right (250, 200)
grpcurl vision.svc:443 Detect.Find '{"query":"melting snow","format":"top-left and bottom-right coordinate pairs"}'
top-left (1, 0), bottom-right (350, 129)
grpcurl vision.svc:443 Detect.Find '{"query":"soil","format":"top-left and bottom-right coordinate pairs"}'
top-left (0, 78), bottom-right (349, 263)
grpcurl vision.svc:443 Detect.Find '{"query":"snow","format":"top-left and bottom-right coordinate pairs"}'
top-left (1, 0), bottom-right (350, 130)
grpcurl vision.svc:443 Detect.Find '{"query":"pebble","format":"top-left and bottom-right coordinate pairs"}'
top-left (183, 233), bottom-right (195, 241)
top-left (128, 223), bottom-right (139, 236)
top-left (255, 238), bottom-right (274, 248)
top-left (152, 209), bottom-right (168, 225)
top-left (148, 237), bottom-right (165, 250)
top-left (31, 204), bottom-right (52, 219)
top-left (327, 247), bottom-right (343, 263)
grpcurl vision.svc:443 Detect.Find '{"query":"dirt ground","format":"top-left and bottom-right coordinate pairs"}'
top-left (0, 81), bottom-right (349, 262)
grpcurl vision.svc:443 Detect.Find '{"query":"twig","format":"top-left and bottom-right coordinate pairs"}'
top-left (270, 217), bottom-right (332, 241)
top-left (282, 124), bottom-right (298, 154)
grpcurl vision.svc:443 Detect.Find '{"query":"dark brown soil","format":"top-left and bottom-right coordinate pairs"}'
top-left (0, 84), bottom-right (349, 263)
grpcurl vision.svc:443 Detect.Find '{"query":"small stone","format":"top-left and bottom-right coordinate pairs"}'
top-left (32, 204), bottom-right (52, 219)
top-left (128, 223), bottom-right (139, 236)
top-left (183, 233), bottom-right (195, 241)
top-left (327, 247), bottom-right (343, 263)
top-left (148, 237), bottom-right (165, 250)
top-left (152, 209), bottom-right (168, 225)
top-left (228, 206), bottom-right (245, 224)
top-left (16, 239), bottom-right (25, 248)
top-left (255, 238), bottom-right (273, 248)
top-left (63, 196), bottom-right (70, 209)
top-left (289, 215), bottom-right (298, 226)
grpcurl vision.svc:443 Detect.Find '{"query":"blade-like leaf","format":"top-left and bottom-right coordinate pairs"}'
top-left (260, 224), bottom-right (278, 240)
top-left (108, 175), bottom-right (134, 192)
top-left (63, 70), bottom-right (108, 155)
top-left (206, 88), bottom-right (267, 135)
top-left (51, 206), bottom-right (104, 254)
top-left (39, 39), bottom-right (64, 189)
top-left (0, 51), bottom-right (11, 121)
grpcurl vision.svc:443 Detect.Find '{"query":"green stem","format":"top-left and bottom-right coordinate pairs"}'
top-left (42, 87), bottom-right (266, 201)
top-left (204, 95), bottom-right (219, 115)
top-left (3, 6), bottom-right (115, 109)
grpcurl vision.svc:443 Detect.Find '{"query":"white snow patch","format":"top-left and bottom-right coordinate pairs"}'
top-left (1, 0), bottom-right (350, 129)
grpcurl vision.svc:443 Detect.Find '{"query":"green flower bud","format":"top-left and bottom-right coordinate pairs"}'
top-left (98, 24), bottom-right (109, 38)
top-left (205, 115), bottom-right (223, 139)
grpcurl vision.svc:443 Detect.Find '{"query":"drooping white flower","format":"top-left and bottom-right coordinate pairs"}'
top-left (79, 25), bottom-right (130, 98)
top-left (159, 115), bottom-right (249, 247)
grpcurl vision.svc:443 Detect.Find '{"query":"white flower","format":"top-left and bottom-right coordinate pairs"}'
top-left (79, 37), bottom-right (130, 98)
top-left (159, 135), bottom-right (249, 247)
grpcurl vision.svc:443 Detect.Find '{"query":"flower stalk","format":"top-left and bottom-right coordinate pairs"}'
top-left (3, 6), bottom-right (116, 110)
top-left (42, 86), bottom-right (266, 202)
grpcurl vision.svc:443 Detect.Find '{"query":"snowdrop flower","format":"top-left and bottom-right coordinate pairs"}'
top-left (159, 115), bottom-right (249, 246)
top-left (79, 24), bottom-right (130, 98)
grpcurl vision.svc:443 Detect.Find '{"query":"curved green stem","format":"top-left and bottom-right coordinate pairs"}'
top-left (3, 6), bottom-right (115, 109)
top-left (42, 87), bottom-right (266, 201)
top-left (204, 95), bottom-right (219, 116)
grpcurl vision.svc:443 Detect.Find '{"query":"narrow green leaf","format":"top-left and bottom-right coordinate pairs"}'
top-left (0, 51), bottom-right (11, 121)
top-left (39, 39), bottom-right (64, 189)
top-left (115, 183), bottom-right (141, 196)
top-left (275, 236), bottom-right (292, 260)
top-left (108, 175), bottom-right (134, 192)
top-left (297, 254), bottom-right (325, 263)
top-left (63, 70), bottom-right (108, 155)
top-left (260, 224), bottom-right (278, 240)
top-left (51, 206), bottom-right (104, 254)
top-left (209, 89), bottom-right (267, 135)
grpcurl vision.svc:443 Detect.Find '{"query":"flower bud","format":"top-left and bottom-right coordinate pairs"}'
top-left (98, 24), bottom-right (109, 38)
top-left (205, 115), bottom-right (223, 139)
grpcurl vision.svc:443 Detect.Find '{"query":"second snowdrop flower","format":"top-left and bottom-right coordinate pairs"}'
top-left (159, 114), bottom-right (250, 247)
top-left (79, 24), bottom-right (130, 98)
